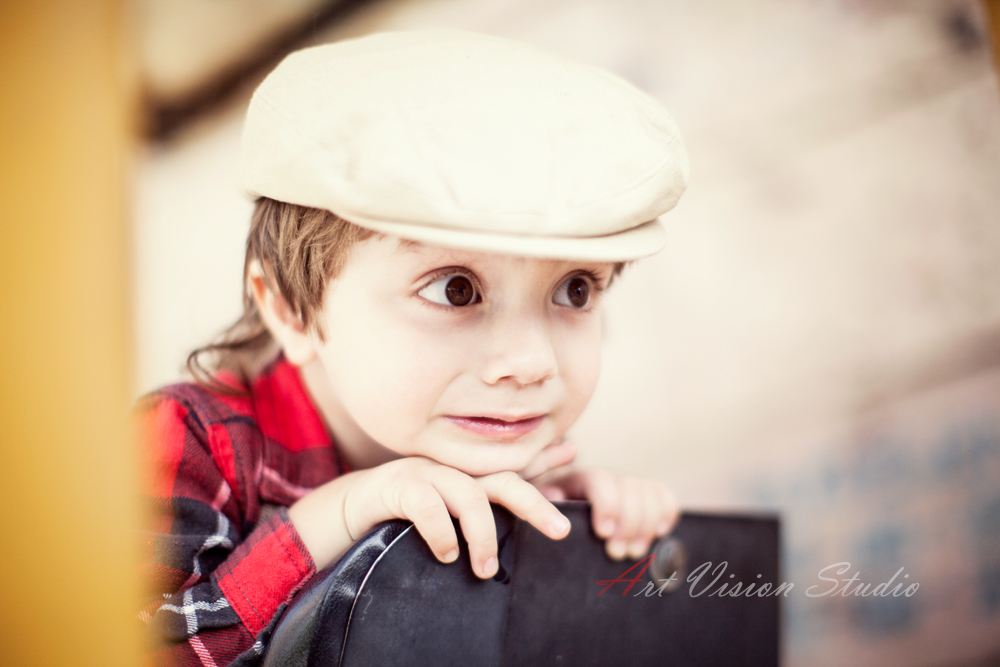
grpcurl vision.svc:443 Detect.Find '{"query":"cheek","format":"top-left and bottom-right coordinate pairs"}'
top-left (555, 317), bottom-right (603, 420)
top-left (317, 305), bottom-right (466, 447)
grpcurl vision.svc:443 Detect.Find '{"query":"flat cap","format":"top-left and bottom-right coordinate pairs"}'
top-left (241, 29), bottom-right (688, 261)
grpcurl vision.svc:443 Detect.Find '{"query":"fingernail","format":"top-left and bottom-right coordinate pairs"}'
top-left (598, 519), bottom-right (616, 537)
top-left (628, 540), bottom-right (649, 559)
top-left (607, 539), bottom-right (626, 560)
top-left (656, 519), bottom-right (671, 535)
top-left (443, 548), bottom-right (459, 563)
top-left (483, 556), bottom-right (498, 577)
top-left (550, 515), bottom-right (571, 535)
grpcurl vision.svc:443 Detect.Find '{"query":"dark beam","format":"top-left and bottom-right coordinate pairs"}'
top-left (142, 0), bottom-right (381, 142)
top-left (985, 0), bottom-right (1000, 86)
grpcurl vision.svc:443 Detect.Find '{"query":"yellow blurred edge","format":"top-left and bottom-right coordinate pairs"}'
top-left (0, 1), bottom-right (142, 665)
top-left (988, 0), bottom-right (1000, 85)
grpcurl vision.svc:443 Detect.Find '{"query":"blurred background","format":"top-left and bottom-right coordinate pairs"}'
top-left (3, 0), bottom-right (999, 664)
top-left (133, 1), bottom-right (1000, 664)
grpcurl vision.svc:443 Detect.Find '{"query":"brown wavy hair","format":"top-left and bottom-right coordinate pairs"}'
top-left (186, 197), bottom-right (376, 394)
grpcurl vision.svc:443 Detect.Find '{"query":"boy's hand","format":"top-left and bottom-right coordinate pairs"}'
top-left (525, 453), bottom-right (680, 561)
top-left (517, 437), bottom-right (579, 480)
top-left (288, 456), bottom-right (571, 578)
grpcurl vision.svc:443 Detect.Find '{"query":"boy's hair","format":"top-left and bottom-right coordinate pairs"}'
top-left (187, 197), bottom-right (376, 392)
top-left (188, 197), bottom-right (626, 393)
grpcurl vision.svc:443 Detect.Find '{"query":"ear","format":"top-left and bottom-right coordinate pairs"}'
top-left (247, 259), bottom-right (318, 366)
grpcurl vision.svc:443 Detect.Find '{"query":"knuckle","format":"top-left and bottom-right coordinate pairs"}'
top-left (496, 470), bottom-right (522, 489)
top-left (405, 486), bottom-right (443, 519)
top-left (528, 493), bottom-right (552, 516)
top-left (415, 501), bottom-right (443, 520)
top-left (443, 473), bottom-right (488, 510)
top-left (474, 535), bottom-right (497, 553)
top-left (458, 493), bottom-right (492, 520)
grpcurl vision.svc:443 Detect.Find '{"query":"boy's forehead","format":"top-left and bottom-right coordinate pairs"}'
top-left (388, 236), bottom-right (608, 271)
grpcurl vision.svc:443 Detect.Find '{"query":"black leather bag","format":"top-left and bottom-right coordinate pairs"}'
top-left (263, 501), bottom-right (780, 666)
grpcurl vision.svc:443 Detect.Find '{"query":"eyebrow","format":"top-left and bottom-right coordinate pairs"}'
top-left (390, 238), bottom-right (472, 264)
top-left (389, 236), bottom-right (619, 284)
top-left (392, 237), bottom-right (424, 255)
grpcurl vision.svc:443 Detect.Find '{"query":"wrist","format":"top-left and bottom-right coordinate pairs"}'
top-left (287, 472), bottom-right (359, 570)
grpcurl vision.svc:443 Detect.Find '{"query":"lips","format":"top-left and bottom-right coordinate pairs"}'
top-left (443, 414), bottom-right (545, 440)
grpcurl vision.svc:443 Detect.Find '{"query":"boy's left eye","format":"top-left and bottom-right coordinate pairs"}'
top-left (553, 276), bottom-right (592, 309)
top-left (418, 273), bottom-right (482, 307)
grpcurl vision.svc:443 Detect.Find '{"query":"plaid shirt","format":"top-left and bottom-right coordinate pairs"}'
top-left (136, 356), bottom-right (346, 666)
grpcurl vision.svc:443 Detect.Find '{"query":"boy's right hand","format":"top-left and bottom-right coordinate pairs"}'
top-left (287, 456), bottom-right (571, 578)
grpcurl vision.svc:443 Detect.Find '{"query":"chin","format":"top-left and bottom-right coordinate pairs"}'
top-left (442, 443), bottom-right (540, 477)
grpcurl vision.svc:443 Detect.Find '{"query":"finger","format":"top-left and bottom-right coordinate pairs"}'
top-left (568, 469), bottom-right (620, 540)
top-left (536, 485), bottom-right (567, 502)
top-left (608, 481), bottom-right (641, 561)
top-left (626, 482), bottom-right (660, 559)
top-left (479, 471), bottom-right (571, 541)
top-left (429, 468), bottom-right (499, 579)
top-left (395, 481), bottom-right (460, 564)
top-left (518, 439), bottom-right (577, 480)
top-left (656, 485), bottom-right (680, 536)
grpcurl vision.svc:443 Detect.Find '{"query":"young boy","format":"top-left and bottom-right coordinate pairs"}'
top-left (138, 29), bottom-right (688, 666)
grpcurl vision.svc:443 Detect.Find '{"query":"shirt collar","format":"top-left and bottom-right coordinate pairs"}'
top-left (248, 355), bottom-right (334, 454)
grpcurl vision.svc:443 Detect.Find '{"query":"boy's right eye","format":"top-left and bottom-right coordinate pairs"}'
top-left (418, 272), bottom-right (482, 307)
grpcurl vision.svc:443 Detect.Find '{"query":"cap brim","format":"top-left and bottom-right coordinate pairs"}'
top-left (335, 214), bottom-right (668, 262)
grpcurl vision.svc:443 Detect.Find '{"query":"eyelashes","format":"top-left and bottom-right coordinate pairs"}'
top-left (570, 270), bottom-right (606, 294)
top-left (416, 268), bottom-right (606, 310)
top-left (418, 270), bottom-right (483, 307)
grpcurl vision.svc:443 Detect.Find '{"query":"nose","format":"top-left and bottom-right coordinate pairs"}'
top-left (480, 312), bottom-right (559, 387)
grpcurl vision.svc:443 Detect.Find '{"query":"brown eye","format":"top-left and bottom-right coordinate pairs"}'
top-left (554, 276), bottom-right (591, 309)
top-left (445, 275), bottom-right (474, 306)
top-left (418, 272), bottom-right (481, 307)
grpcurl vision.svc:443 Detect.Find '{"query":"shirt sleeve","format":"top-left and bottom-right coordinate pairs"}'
top-left (137, 394), bottom-right (316, 667)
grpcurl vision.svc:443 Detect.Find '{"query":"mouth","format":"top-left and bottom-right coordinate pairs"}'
top-left (443, 414), bottom-right (545, 441)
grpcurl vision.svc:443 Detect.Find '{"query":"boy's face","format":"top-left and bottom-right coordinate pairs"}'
top-left (304, 235), bottom-right (612, 476)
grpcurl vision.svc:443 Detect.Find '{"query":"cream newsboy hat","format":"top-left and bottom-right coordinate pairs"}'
top-left (240, 29), bottom-right (688, 261)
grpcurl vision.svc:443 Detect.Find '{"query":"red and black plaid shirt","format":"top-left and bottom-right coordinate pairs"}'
top-left (136, 356), bottom-right (346, 666)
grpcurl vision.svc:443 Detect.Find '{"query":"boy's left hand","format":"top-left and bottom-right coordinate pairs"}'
top-left (519, 439), bottom-right (680, 561)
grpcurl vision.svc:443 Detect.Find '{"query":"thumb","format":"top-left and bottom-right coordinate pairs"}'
top-left (518, 438), bottom-right (577, 481)
top-left (536, 486), bottom-right (568, 502)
